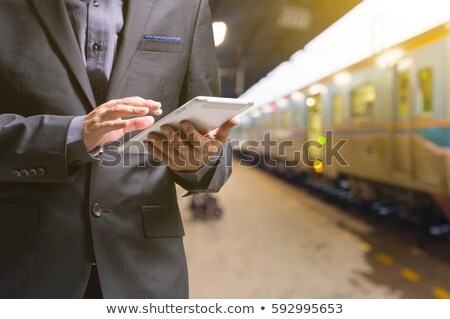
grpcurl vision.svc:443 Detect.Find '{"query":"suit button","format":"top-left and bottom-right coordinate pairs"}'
top-left (11, 170), bottom-right (21, 178)
top-left (92, 203), bottom-right (103, 217)
top-left (93, 0), bottom-right (99, 7)
top-left (37, 168), bottom-right (46, 177)
top-left (20, 169), bottom-right (29, 177)
top-left (28, 169), bottom-right (37, 178)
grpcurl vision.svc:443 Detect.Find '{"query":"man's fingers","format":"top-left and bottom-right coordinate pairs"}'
top-left (108, 96), bottom-right (162, 109)
top-left (103, 97), bottom-right (162, 117)
top-left (147, 140), bottom-right (185, 170)
top-left (147, 133), bottom-right (169, 157)
top-left (180, 121), bottom-right (209, 147)
top-left (160, 126), bottom-right (191, 156)
top-left (210, 117), bottom-right (240, 142)
top-left (146, 141), bottom-right (168, 163)
top-left (91, 116), bottom-right (154, 136)
top-left (99, 105), bottom-right (150, 121)
top-left (180, 121), bottom-right (227, 157)
top-left (122, 116), bottom-right (155, 133)
top-left (101, 103), bottom-right (161, 120)
top-left (147, 139), bottom-right (201, 172)
top-left (89, 119), bottom-right (128, 135)
top-left (83, 96), bottom-right (161, 152)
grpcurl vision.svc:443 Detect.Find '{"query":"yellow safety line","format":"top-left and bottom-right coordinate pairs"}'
top-left (376, 253), bottom-right (394, 266)
top-left (400, 268), bottom-right (421, 282)
top-left (433, 287), bottom-right (450, 299)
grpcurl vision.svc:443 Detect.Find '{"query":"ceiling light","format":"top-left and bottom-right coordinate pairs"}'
top-left (334, 71), bottom-right (352, 86)
top-left (277, 5), bottom-right (312, 31)
top-left (212, 21), bottom-right (227, 47)
top-left (263, 104), bottom-right (277, 113)
top-left (250, 109), bottom-right (262, 118)
top-left (376, 49), bottom-right (404, 68)
top-left (276, 98), bottom-right (289, 109)
top-left (308, 84), bottom-right (328, 95)
top-left (397, 57), bottom-right (414, 71)
top-left (290, 91), bottom-right (305, 102)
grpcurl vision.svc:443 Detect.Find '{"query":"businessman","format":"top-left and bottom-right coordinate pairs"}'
top-left (0, 0), bottom-right (235, 298)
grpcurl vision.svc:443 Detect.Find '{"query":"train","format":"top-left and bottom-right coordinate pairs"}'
top-left (233, 0), bottom-right (450, 236)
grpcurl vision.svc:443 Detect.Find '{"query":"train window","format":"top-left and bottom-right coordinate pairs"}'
top-left (307, 94), bottom-right (323, 139)
top-left (262, 114), bottom-right (271, 131)
top-left (333, 94), bottom-right (345, 125)
top-left (398, 71), bottom-right (410, 119)
top-left (252, 118), bottom-right (260, 136)
top-left (351, 83), bottom-right (376, 124)
top-left (274, 112), bottom-right (280, 129)
top-left (294, 105), bottom-right (301, 129)
top-left (282, 109), bottom-right (291, 129)
top-left (417, 68), bottom-right (433, 117)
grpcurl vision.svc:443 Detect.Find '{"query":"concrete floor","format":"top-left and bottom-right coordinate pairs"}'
top-left (177, 162), bottom-right (450, 299)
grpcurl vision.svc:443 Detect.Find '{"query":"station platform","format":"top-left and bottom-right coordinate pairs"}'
top-left (178, 161), bottom-right (450, 299)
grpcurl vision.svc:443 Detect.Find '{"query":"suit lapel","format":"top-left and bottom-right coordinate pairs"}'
top-left (106, 0), bottom-right (156, 99)
top-left (29, 0), bottom-right (96, 108)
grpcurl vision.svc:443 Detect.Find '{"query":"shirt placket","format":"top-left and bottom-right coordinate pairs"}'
top-left (86, 0), bottom-right (106, 105)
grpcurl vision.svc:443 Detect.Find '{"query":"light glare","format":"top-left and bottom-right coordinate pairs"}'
top-left (306, 97), bottom-right (316, 107)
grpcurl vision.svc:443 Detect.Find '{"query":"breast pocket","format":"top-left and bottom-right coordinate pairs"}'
top-left (139, 39), bottom-right (184, 53)
top-left (141, 206), bottom-right (185, 238)
top-left (0, 199), bottom-right (39, 233)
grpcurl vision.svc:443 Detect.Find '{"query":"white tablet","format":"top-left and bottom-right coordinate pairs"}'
top-left (117, 96), bottom-right (254, 153)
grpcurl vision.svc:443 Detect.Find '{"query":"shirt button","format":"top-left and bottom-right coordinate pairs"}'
top-left (28, 169), bottom-right (38, 178)
top-left (20, 169), bottom-right (29, 177)
top-left (93, 0), bottom-right (99, 7)
top-left (36, 168), bottom-right (46, 177)
top-left (92, 203), bottom-right (103, 217)
top-left (92, 42), bottom-right (102, 51)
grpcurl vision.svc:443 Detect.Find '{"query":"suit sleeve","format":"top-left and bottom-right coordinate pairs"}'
top-left (0, 113), bottom-right (92, 183)
top-left (170, 0), bottom-right (232, 193)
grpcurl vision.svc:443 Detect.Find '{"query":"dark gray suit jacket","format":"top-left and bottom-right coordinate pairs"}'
top-left (0, 0), bottom-right (231, 298)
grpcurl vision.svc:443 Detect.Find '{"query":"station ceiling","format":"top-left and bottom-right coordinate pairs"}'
top-left (209, 0), bottom-right (362, 97)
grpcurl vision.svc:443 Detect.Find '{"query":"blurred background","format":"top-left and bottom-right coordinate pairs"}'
top-left (178, 0), bottom-right (450, 298)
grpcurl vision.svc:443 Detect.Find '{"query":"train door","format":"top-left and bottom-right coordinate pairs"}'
top-left (306, 94), bottom-right (324, 163)
top-left (391, 62), bottom-right (413, 175)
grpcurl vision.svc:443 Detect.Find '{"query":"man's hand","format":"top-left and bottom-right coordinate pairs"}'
top-left (147, 117), bottom-right (239, 172)
top-left (83, 96), bottom-right (162, 152)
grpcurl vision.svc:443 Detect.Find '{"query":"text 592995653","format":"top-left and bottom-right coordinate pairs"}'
top-left (270, 303), bottom-right (343, 314)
